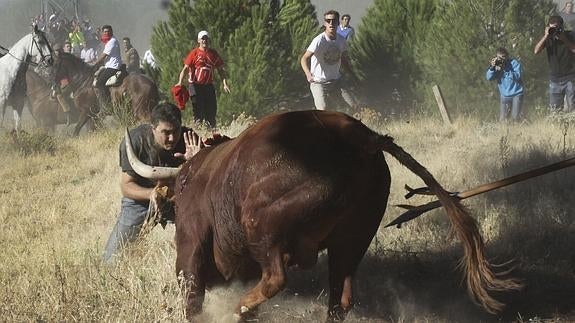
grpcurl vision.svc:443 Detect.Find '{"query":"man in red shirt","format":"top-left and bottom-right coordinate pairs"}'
top-left (176, 30), bottom-right (230, 128)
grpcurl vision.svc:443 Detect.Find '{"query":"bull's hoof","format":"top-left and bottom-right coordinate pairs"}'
top-left (326, 305), bottom-right (348, 322)
top-left (234, 305), bottom-right (258, 322)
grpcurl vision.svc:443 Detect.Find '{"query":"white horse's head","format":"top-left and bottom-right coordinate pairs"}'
top-left (26, 24), bottom-right (53, 67)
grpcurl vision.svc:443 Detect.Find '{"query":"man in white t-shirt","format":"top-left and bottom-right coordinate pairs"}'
top-left (300, 10), bottom-right (358, 110)
top-left (80, 38), bottom-right (98, 65)
top-left (93, 25), bottom-right (123, 108)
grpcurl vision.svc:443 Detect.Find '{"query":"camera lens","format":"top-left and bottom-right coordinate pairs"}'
top-left (549, 27), bottom-right (558, 35)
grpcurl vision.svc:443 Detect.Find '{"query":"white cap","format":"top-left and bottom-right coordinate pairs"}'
top-left (197, 30), bottom-right (209, 40)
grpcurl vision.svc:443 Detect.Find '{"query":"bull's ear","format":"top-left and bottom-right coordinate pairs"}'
top-left (33, 23), bottom-right (39, 34)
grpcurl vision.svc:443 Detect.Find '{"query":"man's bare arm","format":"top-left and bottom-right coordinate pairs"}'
top-left (300, 50), bottom-right (314, 82)
top-left (120, 172), bottom-right (154, 202)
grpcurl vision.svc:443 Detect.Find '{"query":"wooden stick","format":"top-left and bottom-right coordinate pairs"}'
top-left (386, 156), bottom-right (575, 228)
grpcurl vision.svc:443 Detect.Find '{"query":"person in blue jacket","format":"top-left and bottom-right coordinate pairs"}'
top-left (486, 47), bottom-right (524, 122)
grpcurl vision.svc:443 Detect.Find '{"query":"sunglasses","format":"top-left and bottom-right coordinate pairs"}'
top-left (324, 18), bottom-right (339, 25)
top-left (200, 36), bottom-right (209, 40)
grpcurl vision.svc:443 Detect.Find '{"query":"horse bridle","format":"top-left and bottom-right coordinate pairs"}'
top-left (2, 30), bottom-right (53, 67)
top-left (28, 30), bottom-right (53, 67)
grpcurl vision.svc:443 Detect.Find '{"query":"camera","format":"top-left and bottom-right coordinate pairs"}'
top-left (549, 26), bottom-right (564, 37)
top-left (494, 57), bottom-right (504, 67)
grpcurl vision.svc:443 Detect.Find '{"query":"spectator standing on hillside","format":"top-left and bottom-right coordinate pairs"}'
top-left (81, 38), bottom-right (98, 64)
top-left (534, 15), bottom-right (575, 112)
top-left (175, 30), bottom-right (230, 128)
top-left (486, 47), bottom-right (524, 122)
top-left (123, 37), bottom-right (141, 73)
top-left (337, 14), bottom-right (355, 41)
top-left (63, 41), bottom-right (72, 54)
top-left (300, 10), bottom-right (358, 111)
top-left (560, 1), bottom-right (575, 28)
top-left (103, 103), bottom-right (197, 263)
top-left (68, 22), bottom-right (85, 56)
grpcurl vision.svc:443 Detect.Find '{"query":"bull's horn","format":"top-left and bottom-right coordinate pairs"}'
top-left (125, 128), bottom-right (180, 179)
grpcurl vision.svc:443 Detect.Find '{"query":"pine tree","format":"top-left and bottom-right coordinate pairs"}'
top-left (415, 0), bottom-right (555, 117)
top-left (276, 0), bottom-right (319, 72)
top-left (150, 0), bottom-right (196, 93)
top-left (349, 0), bottom-right (438, 112)
top-left (218, 3), bottom-right (288, 121)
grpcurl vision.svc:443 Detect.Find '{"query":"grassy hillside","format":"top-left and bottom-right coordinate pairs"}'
top-left (0, 111), bottom-right (574, 322)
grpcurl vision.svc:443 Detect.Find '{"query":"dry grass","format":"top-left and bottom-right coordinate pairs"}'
top-left (0, 110), bottom-right (574, 322)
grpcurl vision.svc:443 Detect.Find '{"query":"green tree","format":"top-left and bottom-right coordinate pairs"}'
top-left (349, 0), bottom-right (438, 113)
top-left (415, 0), bottom-right (555, 118)
top-left (219, 3), bottom-right (290, 120)
top-left (150, 0), bottom-right (196, 93)
top-left (277, 0), bottom-right (320, 81)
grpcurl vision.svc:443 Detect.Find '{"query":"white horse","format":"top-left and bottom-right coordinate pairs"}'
top-left (0, 25), bottom-right (53, 130)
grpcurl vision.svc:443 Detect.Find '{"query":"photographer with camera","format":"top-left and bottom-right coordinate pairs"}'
top-left (486, 47), bottom-right (524, 122)
top-left (534, 15), bottom-right (575, 112)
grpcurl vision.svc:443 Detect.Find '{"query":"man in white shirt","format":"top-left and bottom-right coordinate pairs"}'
top-left (93, 25), bottom-right (123, 108)
top-left (80, 39), bottom-right (98, 65)
top-left (300, 10), bottom-right (358, 110)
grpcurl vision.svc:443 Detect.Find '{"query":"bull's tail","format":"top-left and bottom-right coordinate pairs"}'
top-left (376, 134), bottom-right (523, 314)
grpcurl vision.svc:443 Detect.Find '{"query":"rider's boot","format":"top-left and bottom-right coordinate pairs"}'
top-left (94, 87), bottom-right (111, 111)
top-left (56, 93), bottom-right (72, 126)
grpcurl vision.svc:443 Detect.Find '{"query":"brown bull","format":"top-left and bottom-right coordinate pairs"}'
top-left (127, 110), bottom-right (521, 322)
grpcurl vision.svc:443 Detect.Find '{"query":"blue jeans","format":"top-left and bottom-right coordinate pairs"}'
top-left (102, 197), bottom-right (149, 263)
top-left (549, 79), bottom-right (575, 112)
top-left (499, 94), bottom-right (523, 122)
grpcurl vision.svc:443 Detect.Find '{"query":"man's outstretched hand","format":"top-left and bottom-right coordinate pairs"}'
top-left (174, 130), bottom-right (202, 161)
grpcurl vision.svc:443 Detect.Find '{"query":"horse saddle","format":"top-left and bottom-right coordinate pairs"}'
top-left (92, 64), bottom-right (128, 87)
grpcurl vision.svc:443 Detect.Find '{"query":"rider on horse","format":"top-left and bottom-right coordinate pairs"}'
top-left (92, 25), bottom-right (123, 110)
top-left (51, 43), bottom-right (74, 125)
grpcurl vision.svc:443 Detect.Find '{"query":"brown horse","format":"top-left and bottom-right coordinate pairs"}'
top-left (53, 52), bottom-right (159, 135)
top-left (0, 58), bottom-right (84, 133)
top-left (24, 68), bottom-right (88, 132)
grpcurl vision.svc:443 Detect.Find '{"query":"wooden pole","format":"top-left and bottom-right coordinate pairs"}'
top-left (432, 85), bottom-right (452, 126)
top-left (386, 155), bottom-right (575, 228)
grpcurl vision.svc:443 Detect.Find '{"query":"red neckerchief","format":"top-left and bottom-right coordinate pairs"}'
top-left (100, 34), bottom-right (111, 44)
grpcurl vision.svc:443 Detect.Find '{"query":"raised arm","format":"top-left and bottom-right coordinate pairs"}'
top-left (534, 27), bottom-right (550, 54)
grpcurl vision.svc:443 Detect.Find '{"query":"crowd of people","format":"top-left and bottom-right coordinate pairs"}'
top-left (31, 12), bottom-right (156, 71)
